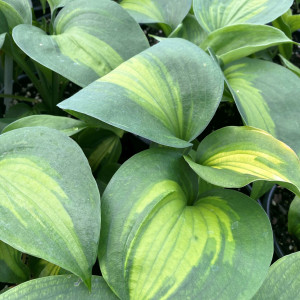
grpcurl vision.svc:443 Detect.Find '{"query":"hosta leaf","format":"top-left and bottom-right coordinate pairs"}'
top-left (0, 275), bottom-right (118, 299)
top-left (169, 14), bottom-right (207, 46)
top-left (288, 196), bottom-right (300, 239)
top-left (47, 0), bottom-right (70, 15)
top-left (224, 58), bottom-right (300, 156)
top-left (279, 54), bottom-right (300, 77)
top-left (0, 127), bottom-right (100, 288)
top-left (185, 126), bottom-right (300, 196)
top-left (193, 0), bottom-right (294, 32)
top-left (58, 38), bottom-right (224, 148)
top-left (0, 241), bottom-right (30, 284)
top-left (253, 252), bottom-right (300, 299)
top-left (12, 0), bottom-right (149, 87)
top-left (2, 115), bottom-right (87, 136)
top-left (201, 24), bottom-right (294, 65)
top-left (120, 0), bottom-right (192, 34)
top-left (0, 0), bottom-right (31, 30)
top-left (99, 148), bottom-right (273, 300)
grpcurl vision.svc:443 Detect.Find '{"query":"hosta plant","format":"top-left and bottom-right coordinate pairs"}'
top-left (0, 0), bottom-right (300, 299)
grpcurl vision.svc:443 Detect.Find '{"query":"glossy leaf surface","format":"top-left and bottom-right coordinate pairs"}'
top-left (224, 58), bottom-right (300, 156)
top-left (0, 241), bottom-right (30, 284)
top-left (193, 0), bottom-right (293, 32)
top-left (120, 0), bottom-right (192, 33)
top-left (201, 24), bottom-right (293, 64)
top-left (2, 115), bottom-right (87, 136)
top-left (13, 0), bottom-right (149, 87)
top-left (0, 275), bottom-right (118, 299)
top-left (0, 127), bottom-right (100, 288)
top-left (253, 252), bottom-right (300, 299)
top-left (58, 39), bottom-right (224, 148)
top-left (185, 126), bottom-right (300, 195)
top-left (99, 148), bottom-right (273, 300)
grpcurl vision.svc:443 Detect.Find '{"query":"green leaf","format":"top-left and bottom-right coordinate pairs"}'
top-left (0, 0), bottom-right (31, 30)
top-left (58, 38), bottom-right (224, 148)
top-left (47, 0), bottom-right (70, 15)
top-left (250, 181), bottom-right (274, 200)
top-left (0, 127), bottom-right (100, 288)
top-left (2, 115), bottom-right (88, 136)
top-left (0, 241), bottom-right (30, 284)
top-left (201, 24), bottom-right (294, 65)
top-left (288, 196), bottom-right (300, 239)
top-left (193, 0), bottom-right (294, 32)
top-left (279, 54), bottom-right (300, 77)
top-left (253, 252), bottom-right (300, 299)
top-left (99, 148), bottom-right (273, 299)
top-left (120, 0), bottom-right (192, 34)
top-left (0, 275), bottom-right (118, 299)
top-left (185, 126), bottom-right (300, 195)
top-left (12, 0), bottom-right (149, 87)
top-left (224, 58), bottom-right (300, 156)
top-left (169, 14), bottom-right (208, 46)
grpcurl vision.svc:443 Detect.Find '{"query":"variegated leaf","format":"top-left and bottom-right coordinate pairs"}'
top-left (99, 148), bottom-right (273, 299)
top-left (193, 0), bottom-right (293, 32)
top-left (12, 0), bottom-right (149, 87)
top-left (0, 127), bottom-right (100, 288)
top-left (58, 38), bottom-right (224, 148)
top-left (120, 0), bottom-right (192, 34)
top-left (201, 24), bottom-right (294, 65)
top-left (224, 58), bottom-right (300, 156)
top-left (185, 126), bottom-right (300, 196)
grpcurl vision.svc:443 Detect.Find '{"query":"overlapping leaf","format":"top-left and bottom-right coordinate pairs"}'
top-left (224, 58), bottom-right (300, 156)
top-left (0, 275), bottom-right (118, 299)
top-left (288, 196), bottom-right (300, 239)
top-left (0, 127), bottom-right (100, 288)
top-left (185, 126), bottom-right (300, 196)
top-left (120, 0), bottom-right (192, 34)
top-left (2, 115), bottom-right (87, 136)
top-left (253, 252), bottom-right (300, 299)
top-left (58, 38), bottom-right (224, 148)
top-left (13, 0), bottom-right (149, 87)
top-left (193, 0), bottom-right (293, 32)
top-left (201, 24), bottom-right (294, 64)
top-left (0, 241), bottom-right (30, 284)
top-left (99, 148), bottom-right (273, 300)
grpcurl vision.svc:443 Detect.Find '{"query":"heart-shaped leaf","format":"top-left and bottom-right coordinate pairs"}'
top-left (201, 24), bottom-right (294, 65)
top-left (58, 38), bottom-right (224, 148)
top-left (99, 148), bottom-right (273, 299)
top-left (0, 241), bottom-right (30, 284)
top-left (253, 252), bottom-right (300, 299)
top-left (120, 0), bottom-right (192, 34)
top-left (0, 127), bottom-right (100, 288)
top-left (0, 275), bottom-right (118, 299)
top-left (224, 58), bottom-right (300, 156)
top-left (193, 0), bottom-right (293, 32)
top-left (2, 115), bottom-right (87, 136)
top-left (12, 0), bottom-right (149, 87)
top-left (185, 126), bottom-right (300, 196)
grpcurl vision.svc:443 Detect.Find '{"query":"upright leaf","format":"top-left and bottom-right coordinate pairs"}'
top-left (224, 58), bottom-right (300, 156)
top-left (120, 0), bottom-right (192, 34)
top-left (13, 0), bottom-right (149, 87)
top-left (99, 148), bottom-right (273, 300)
top-left (288, 196), bottom-right (300, 239)
top-left (201, 24), bottom-right (294, 65)
top-left (185, 126), bottom-right (300, 195)
top-left (0, 241), bottom-right (30, 284)
top-left (193, 0), bottom-right (293, 32)
top-left (253, 252), bottom-right (300, 299)
top-left (0, 127), bottom-right (100, 288)
top-left (58, 39), bottom-right (224, 148)
top-left (0, 275), bottom-right (118, 299)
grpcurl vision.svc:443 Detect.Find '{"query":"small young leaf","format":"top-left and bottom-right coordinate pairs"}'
top-left (288, 196), bottom-right (300, 239)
